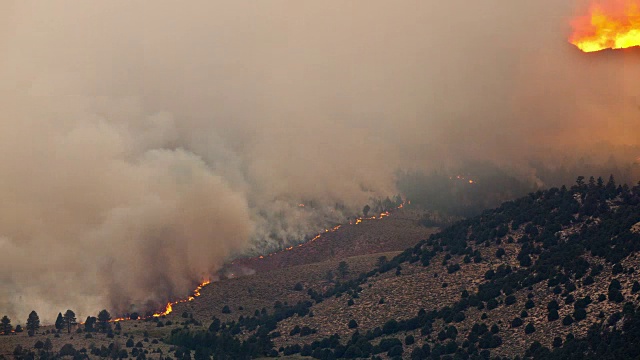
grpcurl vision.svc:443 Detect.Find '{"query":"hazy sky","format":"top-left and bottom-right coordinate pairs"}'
top-left (0, 0), bottom-right (638, 322)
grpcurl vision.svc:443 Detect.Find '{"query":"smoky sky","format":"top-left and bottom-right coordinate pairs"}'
top-left (1, 0), bottom-right (638, 322)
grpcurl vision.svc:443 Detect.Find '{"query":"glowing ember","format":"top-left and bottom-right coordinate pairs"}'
top-left (570, 0), bottom-right (640, 52)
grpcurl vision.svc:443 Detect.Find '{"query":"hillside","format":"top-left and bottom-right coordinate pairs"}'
top-left (2, 176), bottom-right (640, 360)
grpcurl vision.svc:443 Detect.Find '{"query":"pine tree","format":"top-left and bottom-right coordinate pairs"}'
top-left (0, 315), bottom-right (12, 335)
top-left (26, 311), bottom-right (40, 336)
top-left (63, 310), bottom-right (77, 334)
top-left (55, 313), bottom-right (64, 330)
top-left (97, 310), bottom-right (111, 333)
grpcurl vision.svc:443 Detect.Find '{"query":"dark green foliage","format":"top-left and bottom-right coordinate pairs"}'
top-left (26, 311), bottom-right (39, 335)
top-left (552, 337), bottom-right (563, 348)
top-left (405, 334), bottom-right (414, 345)
top-left (221, 305), bottom-right (231, 314)
top-left (55, 313), bottom-right (64, 330)
top-left (563, 315), bottom-right (574, 326)
top-left (525, 299), bottom-right (535, 309)
top-left (0, 316), bottom-right (12, 335)
top-left (348, 319), bottom-right (358, 329)
top-left (59, 344), bottom-right (76, 357)
top-left (524, 323), bottom-right (536, 334)
top-left (574, 308), bottom-right (587, 321)
top-left (62, 310), bottom-right (77, 334)
top-left (447, 264), bottom-right (461, 274)
top-left (411, 347), bottom-right (427, 360)
top-left (97, 310), bottom-right (110, 333)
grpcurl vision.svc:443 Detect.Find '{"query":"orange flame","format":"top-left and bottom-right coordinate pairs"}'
top-left (252, 200), bottom-right (408, 260)
top-left (152, 279), bottom-right (210, 318)
top-left (570, 0), bottom-right (640, 52)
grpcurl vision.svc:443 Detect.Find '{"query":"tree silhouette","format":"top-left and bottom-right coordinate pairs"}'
top-left (26, 311), bottom-right (40, 336)
top-left (0, 316), bottom-right (12, 335)
top-left (363, 204), bottom-right (371, 217)
top-left (55, 312), bottom-right (64, 330)
top-left (97, 310), bottom-right (111, 333)
top-left (63, 310), bottom-right (77, 334)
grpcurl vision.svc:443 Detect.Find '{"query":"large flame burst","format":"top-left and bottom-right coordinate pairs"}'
top-left (570, 0), bottom-right (640, 52)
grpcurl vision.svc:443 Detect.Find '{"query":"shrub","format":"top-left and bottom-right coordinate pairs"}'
top-left (511, 318), bottom-right (523, 328)
top-left (487, 299), bottom-right (498, 310)
top-left (574, 308), bottom-right (587, 321)
top-left (525, 299), bottom-right (535, 309)
top-left (388, 345), bottom-right (403, 357)
top-left (524, 323), bottom-right (536, 334)
top-left (505, 295), bottom-right (516, 306)
top-left (348, 319), bottom-right (358, 329)
top-left (379, 338), bottom-right (402, 352)
top-left (293, 282), bottom-right (303, 291)
top-left (411, 347), bottom-right (427, 360)
top-left (300, 326), bottom-right (314, 336)
top-left (221, 305), bottom-right (231, 314)
top-left (562, 315), bottom-right (574, 326)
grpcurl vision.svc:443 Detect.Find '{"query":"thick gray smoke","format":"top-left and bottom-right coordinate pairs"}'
top-left (1, 0), bottom-right (638, 322)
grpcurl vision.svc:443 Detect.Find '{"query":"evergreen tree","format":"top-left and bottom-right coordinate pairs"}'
top-left (0, 315), bottom-right (12, 335)
top-left (97, 310), bottom-right (111, 333)
top-left (26, 311), bottom-right (40, 336)
top-left (63, 310), bottom-right (77, 334)
top-left (55, 312), bottom-right (64, 330)
top-left (84, 316), bottom-right (96, 332)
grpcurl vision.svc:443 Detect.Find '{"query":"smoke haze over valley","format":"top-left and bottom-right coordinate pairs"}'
top-left (0, 0), bottom-right (639, 322)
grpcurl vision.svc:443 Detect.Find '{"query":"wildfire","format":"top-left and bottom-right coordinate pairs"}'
top-left (570, 0), bottom-right (640, 52)
top-left (152, 279), bottom-right (210, 318)
top-left (248, 200), bottom-right (409, 260)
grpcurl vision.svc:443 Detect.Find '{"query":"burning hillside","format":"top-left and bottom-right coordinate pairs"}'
top-left (570, 0), bottom-right (640, 52)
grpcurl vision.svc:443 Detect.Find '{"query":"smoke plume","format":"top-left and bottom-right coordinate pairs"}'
top-left (1, 0), bottom-right (639, 322)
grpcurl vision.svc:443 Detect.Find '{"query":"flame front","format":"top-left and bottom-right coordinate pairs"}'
top-left (152, 279), bottom-right (210, 318)
top-left (570, 0), bottom-right (640, 52)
